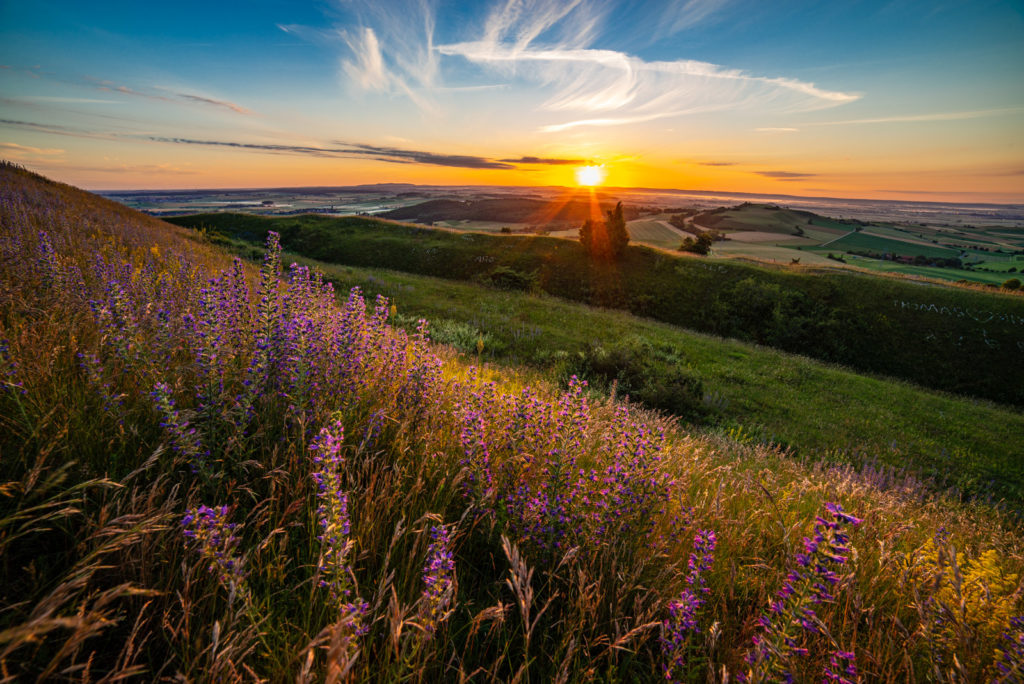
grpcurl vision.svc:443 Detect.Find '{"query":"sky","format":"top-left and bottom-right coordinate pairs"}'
top-left (1, 0), bottom-right (1023, 201)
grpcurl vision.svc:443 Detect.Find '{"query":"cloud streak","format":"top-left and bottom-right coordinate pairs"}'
top-left (315, 0), bottom-right (858, 129)
top-left (754, 170), bottom-right (816, 180)
top-left (148, 136), bottom-right (520, 169)
top-left (90, 79), bottom-right (252, 114)
top-left (500, 155), bottom-right (585, 165)
top-left (808, 107), bottom-right (1024, 126)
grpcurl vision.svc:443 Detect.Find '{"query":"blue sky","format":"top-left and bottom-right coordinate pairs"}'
top-left (1, 0), bottom-right (1022, 200)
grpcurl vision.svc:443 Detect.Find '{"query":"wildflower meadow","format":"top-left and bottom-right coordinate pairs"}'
top-left (2, 162), bottom-right (1023, 681)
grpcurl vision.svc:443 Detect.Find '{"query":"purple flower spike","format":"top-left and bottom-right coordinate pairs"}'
top-left (660, 528), bottom-right (717, 683)
top-left (181, 504), bottom-right (247, 602)
top-left (741, 502), bottom-right (861, 683)
top-left (419, 524), bottom-right (457, 636)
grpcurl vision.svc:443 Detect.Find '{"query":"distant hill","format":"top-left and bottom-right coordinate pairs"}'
top-left (381, 196), bottom-right (634, 225)
top-left (693, 202), bottom-right (853, 234)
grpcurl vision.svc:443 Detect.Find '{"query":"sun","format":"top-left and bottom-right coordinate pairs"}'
top-left (575, 165), bottom-right (606, 187)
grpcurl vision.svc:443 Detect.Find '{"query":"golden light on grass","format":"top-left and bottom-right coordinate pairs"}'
top-left (575, 165), bottom-right (606, 187)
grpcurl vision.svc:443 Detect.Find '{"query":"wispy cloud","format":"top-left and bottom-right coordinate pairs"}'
top-left (308, 0), bottom-right (857, 129)
top-left (697, 161), bottom-right (736, 166)
top-left (171, 92), bottom-right (252, 114)
top-left (20, 95), bottom-right (121, 104)
top-left (0, 118), bottom-right (114, 139)
top-left (149, 136), bottom-right (516, 169)
top-left (89, 78), bottom-right (252, 114)
top-left (754, 170), bottom-right (816, 180)
top-left (0, 117), bottom-right (561, 171)
top-left (500, 155), bottom-right (585, 165)
top-left (809, 107), bottom-right (1024, 126)
top-left (0, 141), bottom-right (65, 160)
top-left (333, 0), bottom-right (440, 112)
top-left (756, 127), bottom-right (799, 132)
top-left (655, 0), bottom-right (732, 39)
top-left (436, 1), bottom-right (859, 131)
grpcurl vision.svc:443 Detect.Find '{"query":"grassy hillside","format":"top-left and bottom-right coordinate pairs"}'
top-left (224, 252), bottom-right (1024, 506)
top-left (167, 212), bottom-right (1024, 406)
top-left (381, 196), bottom-right (617, 224)
top-left (5, 163), bottom-right (1024, 682)
top-left (694, 203), bottom-right (825, 234)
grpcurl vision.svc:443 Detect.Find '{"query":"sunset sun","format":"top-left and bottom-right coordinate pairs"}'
top-left (575, 165), bottom-right (606, 187)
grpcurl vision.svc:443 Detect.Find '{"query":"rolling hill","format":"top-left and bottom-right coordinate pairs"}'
top-left (4, 163), bottom-right (1024, 682)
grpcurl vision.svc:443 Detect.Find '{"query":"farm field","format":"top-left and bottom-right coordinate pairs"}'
top-left (831, 254), bottom-right (1019, 285)
top-left (626, 218), bottom-right (685, 247)
top-left (821, 231), bottom-right (961, 259)
top-left (712, 241), bottom-right (841, 266)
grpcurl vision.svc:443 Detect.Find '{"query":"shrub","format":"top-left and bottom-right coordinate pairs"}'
top-left (1002, 278), bottom-right (1021, 290)
top-left (567, 338), bottom-right (706, 421)
top-left (679, 232), bottom-right (713, 255)
top-left (482, 265), bottom-right (537, 291)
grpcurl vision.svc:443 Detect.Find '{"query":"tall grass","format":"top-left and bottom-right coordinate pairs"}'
top-left (2, 162), bottom-right (1023, 681)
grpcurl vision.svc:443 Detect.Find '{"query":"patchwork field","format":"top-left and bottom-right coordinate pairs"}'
top-left (626, 219), bottom-right (686, 247)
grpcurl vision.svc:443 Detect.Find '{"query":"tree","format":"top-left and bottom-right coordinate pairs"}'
top-left (605, 201), bottom-right (629, 258)
top-left (578, 201), bottom-right (629, 261)
top-left (679, 232), bottom-right (713, 255)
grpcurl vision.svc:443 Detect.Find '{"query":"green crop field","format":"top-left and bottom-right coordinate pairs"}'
top-left (823, 230), bottom-right (961, 258)
top-left (626, 219), bottom-right (683, 247)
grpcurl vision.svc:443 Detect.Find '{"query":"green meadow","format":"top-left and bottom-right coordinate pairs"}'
top-left (196, 240), bottom-right (1024, 506)
top-left (167, 212), bottom-right (1024, 407)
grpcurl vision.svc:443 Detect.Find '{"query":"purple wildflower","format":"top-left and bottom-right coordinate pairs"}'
top-left (823, 650), bottom-right (859, 683)
top-left (152, 381), bottom-right (209, 474)
top-left (419, 524), bottom-right (457, 636)
top-left (740, 502), bottom-right (862, 683)
top-left (310, 419), bottom-right (368, 631)
top-left (994, 616), bottom-right (1024, 683)
top-left (661, 529), bottom-right (718, 682)
top-left (181, 504), bottom-right (248, 603)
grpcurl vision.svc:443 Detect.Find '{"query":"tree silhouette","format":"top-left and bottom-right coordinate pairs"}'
top-left (579, 201), bottom-right (629, 261)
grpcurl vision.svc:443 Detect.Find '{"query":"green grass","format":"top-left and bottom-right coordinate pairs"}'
top-left (626, 219), bottom-right (683, 247)
top-left (168, 211), bottom-right (1024, 406)
top-left (841, 255), bottom-right (1016, 285)
top-left (208, 237), bottom-right (1024, 505)
top-left (824, 231), bottom-right (962, 259)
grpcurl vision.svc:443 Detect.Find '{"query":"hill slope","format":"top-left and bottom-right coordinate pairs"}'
top-left (3, 163), bottom-right (1023, 682)
top-left (168, 211), bottom-right (1024, 406)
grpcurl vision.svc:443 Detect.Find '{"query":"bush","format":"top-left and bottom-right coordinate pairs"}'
top-left (481, 265), bottom-right (537, 291)
top-left (1003, 278), bottom-right (1021, 291)
top-left (679, 232), bottom-right (713, 255)
top-left (567, 339), bottom-right (707, 421)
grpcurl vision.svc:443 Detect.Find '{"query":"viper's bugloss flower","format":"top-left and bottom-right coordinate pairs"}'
top-left (181, 504), bottom-right (247, 601)
top-left (661, 528), bottom-right (717, 683)
top-left (739, 503), bottom-right (861, 683)
top-left (420, 524), bottom-right (456, 635)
